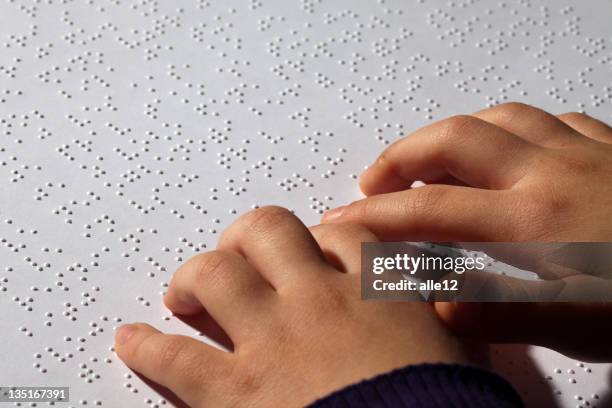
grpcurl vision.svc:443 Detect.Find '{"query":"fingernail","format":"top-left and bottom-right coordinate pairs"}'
top-left (322, 206), bottom-right (346, 222)
top-left (115, 324), bottom-right (137, 345)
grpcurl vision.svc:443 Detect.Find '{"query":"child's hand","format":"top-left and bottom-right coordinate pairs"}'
top-left (114, 207), bottom-right (477, 408)
top-left (323, 102), bottom-right (612, 242)
top-left (321, 102), bottom-right (612, 362)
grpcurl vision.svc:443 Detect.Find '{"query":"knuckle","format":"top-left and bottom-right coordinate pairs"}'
top-left (495, 102), bottom-right (533, 117)
top-left (305, 283), bottom-right (353, 320)
top-left (192, 250), bottom-right (233, 286)
top-left (479, 102), bottom-right (538, 131)
top-left (518, 187), bottom-right (572, 239)
top-left (155, 336), bottom-right (189, 373)
top-left (543, 195), bottom-right (571, 215)
top-left (230, 363), bottom-right (265, 400)
top-left (555, 151), bottom-right (599, 175)
top-left (240, 206), bottom-right (294, 234)
top-left (403, 186), bottom-right (443, 216)
top-left (438, 115), bottom-right (481, 144)
top-left (400, 186), bottom-right (450, 234)
top-left (264, 318), bottom-right (294, 349)
top-left (318, 284), bottom-right (350, 310)
top-left (559, 111), bottom-right (588, 123)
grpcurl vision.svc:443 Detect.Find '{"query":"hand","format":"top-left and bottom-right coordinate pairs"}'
top-left (115, 207), bottom-right (478, 408)
top-left (322, 102), bottom-right (612, 242)
top-left (321, 103), bottom-right (612, 362)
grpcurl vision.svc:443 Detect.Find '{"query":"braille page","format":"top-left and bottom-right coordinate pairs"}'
top-left (0, 0), bottom-right (610, 406)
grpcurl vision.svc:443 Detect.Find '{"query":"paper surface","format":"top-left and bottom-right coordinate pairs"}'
top-left (0, 0), bottom-right (610, 406)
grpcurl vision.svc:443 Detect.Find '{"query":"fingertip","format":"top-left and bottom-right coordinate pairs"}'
top-left (359, 159), bottom-right (413, 196)
top-left (358, 166), bottom-right (377, 196)
top-left (114, 323), bottom-right (159, 364)
top-left (433, 301), bottom-right (452, 321)
top-left (115, 323), bottom-right (138, 347)
top-left (163, 290), bottom-right (203, 316)
top-left (434, 302), bottom-right (458, 327)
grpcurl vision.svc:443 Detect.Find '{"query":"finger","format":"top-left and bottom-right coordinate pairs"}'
top-left (309, 224), bottom-right (379, 273)
top-left (218, 206), bottom-right (330, 288)
top-left (435, 301), bottom-right (612, 362)
top-left (434, 268), bottom-right (568, 302)
top-left (323, 185), bottom-right (514, 241)
top-left (435, 266), bottom-right (612, 302)
top-left (457, 243), bottom-right (594, 281)
top-left (473, 102), bottom-right (582, 148)
top-left (557, 112), bottom-right (612, 143)
top-left (164, 250), bottom-right (275, 341)
top-left (115, 323), bottom-right (231, 407)
top-left (359, 115), bottom-right (535, 196)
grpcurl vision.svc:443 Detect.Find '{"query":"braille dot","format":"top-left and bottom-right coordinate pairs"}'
top-left (0, 1), bottom-right (609, 406)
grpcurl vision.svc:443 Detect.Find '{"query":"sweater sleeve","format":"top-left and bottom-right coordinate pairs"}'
top-left (308, 363), bottom-right (524, 408)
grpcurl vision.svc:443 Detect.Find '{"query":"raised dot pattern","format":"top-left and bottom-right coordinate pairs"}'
top-left (0, 0), bottom-right (611, 407)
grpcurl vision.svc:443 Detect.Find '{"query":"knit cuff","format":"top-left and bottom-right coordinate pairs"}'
top-left (308, 363), bottom-right (523, 408)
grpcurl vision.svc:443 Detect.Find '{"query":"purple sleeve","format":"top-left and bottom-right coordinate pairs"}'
top-left (308, 363), bottom-right (523, 408)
